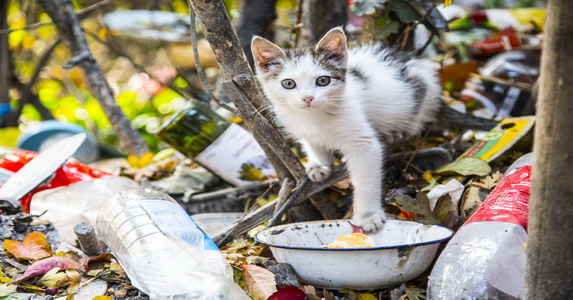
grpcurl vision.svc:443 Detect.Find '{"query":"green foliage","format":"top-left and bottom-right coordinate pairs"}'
top-left (5, 0), bottom-right (205, 154)
top-left (394, 192), bottom-right (453, 226)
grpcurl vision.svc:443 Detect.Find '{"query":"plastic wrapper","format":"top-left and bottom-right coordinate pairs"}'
top-left (465, 164), bottom-right (531, 229)
top-left (30, 176), bottom-right (139, 244)
top-left (0, 149), bottom-right (110, 212)
top-left (480, 50), bottom-right (541, 85)
top-left (428, 154), bottom-right (532, 299)
top-left (460, 74), bottom-right (533, 119)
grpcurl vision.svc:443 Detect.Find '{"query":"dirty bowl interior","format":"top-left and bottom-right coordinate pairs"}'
top-left (255, 219), bottom-right (453, 290)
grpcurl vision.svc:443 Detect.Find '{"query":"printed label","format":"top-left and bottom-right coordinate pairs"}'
top-left (0, 168), bottom-right (14, 185)
top-left (466, 165), bottom-right (530, 230)
top-left (139, 200), bottom-right (219, 251)
top-left (195, 123), bottom-right (275, 186)
top-left (461, 116), bottom-right (535, 162)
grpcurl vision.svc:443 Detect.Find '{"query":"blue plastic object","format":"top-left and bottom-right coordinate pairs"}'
top-left (17, 120), bottom-right (100, 163)
top-left (0, 103), bottom-right (10, 117)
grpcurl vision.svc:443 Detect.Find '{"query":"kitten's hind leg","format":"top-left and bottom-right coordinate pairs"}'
top-left (301, 140), bottom-right (333, 182)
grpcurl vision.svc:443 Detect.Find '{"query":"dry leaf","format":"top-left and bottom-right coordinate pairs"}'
top-left (65, 269), bottom-right (82, 294)
top-left (323, 289), bottom-right (336, 300)
top-left (472, 172), bottom-right (503, 189)
top-left (92, 296), bottom-right (113, 300)
top-left (3, 232), bottom-right (53, 260)
top-left (301, 285), bottom-right (321, 300)
top-left (40, 267), bottom-right (67, 287)
top-left (242, 264), bottom-right (277, 300)
top-left (109, 261), bottom-right (125, 276)
top-left (20, 256), bottom-right (85, 281)
top-left (0, 266), bottom-right (13, 283)
top-left (0, 283), bottom-right (17, 297)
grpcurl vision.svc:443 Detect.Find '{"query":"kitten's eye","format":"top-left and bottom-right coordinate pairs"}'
top-left (316, 76), bottom-right (331, 86)
top-left (281, 79), bottom-right (296, 89)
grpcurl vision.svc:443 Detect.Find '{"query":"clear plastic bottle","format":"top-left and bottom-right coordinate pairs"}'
top-left (96, 188), bottom-right (250, 300)
top-left (427, 153), bottom-right (532, 300)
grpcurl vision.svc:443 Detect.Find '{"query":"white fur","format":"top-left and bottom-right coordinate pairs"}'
top-left (252, 29), bottom-right (441, 232)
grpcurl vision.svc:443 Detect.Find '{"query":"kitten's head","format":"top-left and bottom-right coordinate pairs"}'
top-left (251, 27), bottom-right (348, 114)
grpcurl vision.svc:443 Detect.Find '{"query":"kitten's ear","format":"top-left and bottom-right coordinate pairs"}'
top-left (315, 27), bottom-right (347, 65)
top-left (251, 36), bottom-right (286, 73)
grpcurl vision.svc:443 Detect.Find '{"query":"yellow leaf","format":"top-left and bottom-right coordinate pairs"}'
top-left (229, 117), bottom-right (244, 123)
top-left (138, 152), bottom-right (154, 168)
top-left (0, 267), bottom-right (13, 283)
top-left (92, 296), bottom-right (113, 300)
top-left (22, 35), bottom-right (36, 49)
top-left (0, 283), bottom-right (17, 297)
top-left (444, 0), bottom-right (453, 7)
top-left (40, 267), bottom-right (67, 287)
top-left (357, 293), bottom-right (378, 300)
top-left (422, 170), bottom-right (434, 183)
top-left (126, 155), bottom-right (138, 167)
top-left (98, 28), bottom-right (108, 40)
top-left (127, 152), bottom-right (154, 169)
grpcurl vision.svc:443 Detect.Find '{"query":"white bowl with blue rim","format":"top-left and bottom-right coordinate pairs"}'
top-left (255, 219), bottom-right (454, 290)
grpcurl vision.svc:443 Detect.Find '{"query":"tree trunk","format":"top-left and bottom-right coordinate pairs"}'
top-left (189, 0), bottom-right (346, 244)
top-left (297, 0), bottom-right (347, 47)
top-left (188, 0), bottom-right (304, 181)
top-left (235, 0), bottom-right (278, 69)
top-left (0, 0), bottom-right (10, 127)
top-left (37, 0), bottom-right (150, 157)
top-left (526, 0), bottom-right (573, 298)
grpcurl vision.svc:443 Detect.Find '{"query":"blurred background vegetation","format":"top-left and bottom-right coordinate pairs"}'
top-left (1, 0), bottom-right (299, 153)
top-left (0, 0), bottom-right (545, 156)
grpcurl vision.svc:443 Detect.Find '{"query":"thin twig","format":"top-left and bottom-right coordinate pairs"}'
top-left (292, 0), bottom-right (304, 48)
top-left (212, 165), bottom-right (347, 246)
top-left (268, 176), bottom-right (310, 227)
top-left (400, 121), bottom-right (435, 179)
top-left (0, 0), bottom-right (115, 36)
top-left (273, 178), bottom-right (295, 215)
top-left (188, 3), bottom-right (237, 114)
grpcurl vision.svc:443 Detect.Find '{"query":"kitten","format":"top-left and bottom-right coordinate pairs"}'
top-left (251, 27), bottom-right (494, 232)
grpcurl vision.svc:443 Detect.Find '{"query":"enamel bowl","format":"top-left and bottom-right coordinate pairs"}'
top-left (255, 219), bottom-right (454, 290)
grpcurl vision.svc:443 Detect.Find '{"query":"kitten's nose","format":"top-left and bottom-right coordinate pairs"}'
top-left (302, 96), bottom-right (314, 104)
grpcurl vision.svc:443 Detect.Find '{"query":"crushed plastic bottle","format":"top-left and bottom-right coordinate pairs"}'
top-left (96, 188), bottom-right (250, 300)
top-left (427, 153), bottom-right (532, 300)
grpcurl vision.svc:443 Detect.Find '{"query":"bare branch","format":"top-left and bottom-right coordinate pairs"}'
top-left (38, 0), bottom-right (150, 156)
top-left (188, 4), bottom-right (237, 114)
top-left (212, 165), bottom-right (348, 247)
top-left (0, 0), bottom-right (115, 36)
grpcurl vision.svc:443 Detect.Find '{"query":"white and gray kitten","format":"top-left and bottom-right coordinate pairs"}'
top-left (251, 27), bottom-right (486, 232)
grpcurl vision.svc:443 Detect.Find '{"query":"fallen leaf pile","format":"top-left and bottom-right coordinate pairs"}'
top-left (0, 232), bottom-right (128, 299)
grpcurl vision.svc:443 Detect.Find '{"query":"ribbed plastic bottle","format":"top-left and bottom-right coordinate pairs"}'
top-left (96, 188), bottom-right (250, 300)
top-left (427, 153), bottom-right (532, 300)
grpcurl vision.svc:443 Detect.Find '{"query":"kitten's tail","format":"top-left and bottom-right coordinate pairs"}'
top-left (436, 101), bottom-right (499, 131)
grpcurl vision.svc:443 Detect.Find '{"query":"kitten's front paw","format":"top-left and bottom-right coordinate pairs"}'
top-left (352, 210), bottom-right (388, 232)
top-left (306, 163), bottom-right (332, 182)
